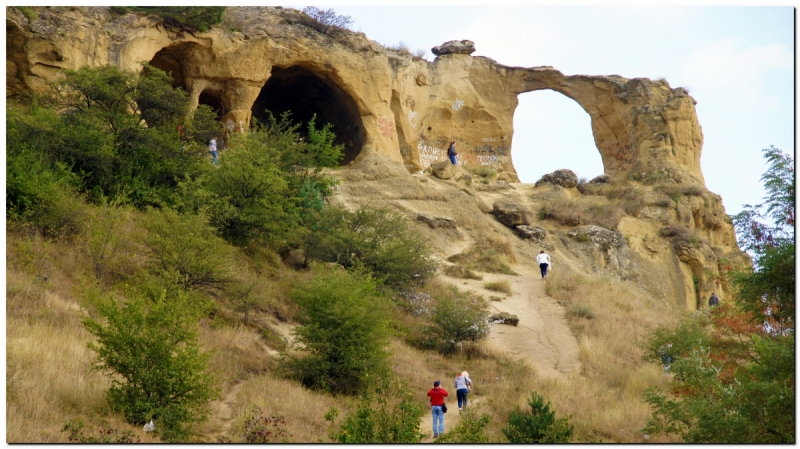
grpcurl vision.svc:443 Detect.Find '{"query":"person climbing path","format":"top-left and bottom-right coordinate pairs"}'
top-left (426, 380), bottom-right (448, 438)
top-left (537, 250), bottom-right (551, 279)
top-left (454, 371), bottom-right (472, 411)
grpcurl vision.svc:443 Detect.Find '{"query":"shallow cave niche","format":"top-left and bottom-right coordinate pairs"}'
top-left (251, 65), bottom-right (365, 165)
top-left (198, 89), bottom-right (224, 120)
top-left (148, 42), bottom-right (200, 89)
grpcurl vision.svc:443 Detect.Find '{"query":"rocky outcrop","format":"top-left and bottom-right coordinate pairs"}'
top-left (535, 169), bottom-right (579, 188)
top-left (492, 200), bottom-right (533, 227)
top-left (431, 39), bottom-right (476, 56)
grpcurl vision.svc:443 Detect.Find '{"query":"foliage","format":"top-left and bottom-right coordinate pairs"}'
top-left (62, 420), bottom-right (140, 443)
top-left (141, 207), bottom-right (233, 291)
top-left (643, 147), bottom-right (794, 443)
top-left (83, 200), bottom-right (129, 280)
top-left (426, 286), bottom-right (490, 354)
top-left (241, 406), bottom-right (291, 443)
top-left (128, 7), bottom-right (225, 32)
top-left (281, 265), bottom-right (391, 395)
top-left (303, 205), bottom-right (437, 291)
top-left (326, 380), bottom-right (425, 443)
top-left (82, 290), bottom-right (217, 442)
top-left (301, 6), bottom-right (354, 31)
top-left (434, 410), bottom-right (492, 443)
top-left (503, 391), bottom-right (574, 443)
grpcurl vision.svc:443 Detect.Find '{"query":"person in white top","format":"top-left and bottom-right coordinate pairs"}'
top-left (536, 250), bottom-right (551, 279)
top-left (208, 138), bottom-right (218, 165)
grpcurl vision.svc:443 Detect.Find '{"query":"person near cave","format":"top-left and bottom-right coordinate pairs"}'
top-left (447, 141), bottom-right (458, 165)
top-left (208, 137), bottom-right (219, 165)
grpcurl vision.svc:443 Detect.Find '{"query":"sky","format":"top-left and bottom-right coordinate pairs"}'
top-left (284, 2), bottom-right (795, 217)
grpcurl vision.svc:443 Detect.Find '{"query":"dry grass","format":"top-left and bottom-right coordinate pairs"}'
top-left (484, 279), bottom-right (512, 295)
top-left (447, 236), bottom-right (517, 275)
top-left (539, 196), bottom-right (625, 229)
top-left (442, 264), bottom-right (483, 280)
top-left (541, 266), bottom-right (682, 442)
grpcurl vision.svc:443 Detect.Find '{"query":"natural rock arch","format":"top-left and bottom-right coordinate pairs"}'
top-left (251, 65), bottom-right (366, 165)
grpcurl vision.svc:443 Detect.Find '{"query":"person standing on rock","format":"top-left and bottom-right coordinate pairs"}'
top-left (447, 141), bottom-right (458, 165)
top-left (427, 380), bottom-right (448, 438)
top-left (454, 371), bottom-right (472, 411)
top-left (537, 250), bottom-right (551, 279)
top-left (708, 291), bottom-right (720, 307)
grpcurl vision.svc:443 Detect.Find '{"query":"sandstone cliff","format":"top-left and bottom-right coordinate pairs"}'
top-left (6, 6), bottom-right (749, 308)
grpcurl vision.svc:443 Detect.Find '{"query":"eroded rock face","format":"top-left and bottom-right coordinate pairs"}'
top-left (8, 6), bottom-right (705, 184)
top-left (492, 200), bottom-right (533, 227)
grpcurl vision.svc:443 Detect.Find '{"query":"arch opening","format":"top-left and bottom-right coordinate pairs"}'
top-left (149, 42), bottom-right (199, 89)
top-left (198, 89), bottom-right (224, 120)
top-left (251, 65), bottom-right (364, 165)
top-left (512, 90), bottom-right (604, 183)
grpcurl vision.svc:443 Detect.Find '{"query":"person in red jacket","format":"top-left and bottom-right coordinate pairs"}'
top-left (427, 380), bottom-right (449, 438)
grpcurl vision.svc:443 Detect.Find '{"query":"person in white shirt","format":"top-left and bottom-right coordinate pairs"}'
top-left (208, 138), bottom-right (218, 165)
top-left (536, 250), bottom-right (551, 279)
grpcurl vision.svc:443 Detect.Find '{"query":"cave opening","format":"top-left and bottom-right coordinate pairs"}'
top-left (198, 89), bottom-right (224, 120)
top-left (149, 43), bottom-right (197, 89)
top-left (251, 65), bottom-right (364, 165)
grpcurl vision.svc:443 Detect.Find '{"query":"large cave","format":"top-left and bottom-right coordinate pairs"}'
top-left (251, 66), bottom-right (365, 165)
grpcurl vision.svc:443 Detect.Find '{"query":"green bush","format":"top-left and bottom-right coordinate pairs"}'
top-left (434, 410), bottom-right (491, 443)
top-left (281, 265), bottom-right (391, 395)
top-left (326, 380), bottom-right (425, 443)
top-left (141, 207), bottom-right (234, 291)
top-left (128, 7), bottom-right (225, 32)
top-left (82, 290), bottom-right (217, 442)
top-left (426, 285), bottom-right (490, 354)
top-left (304, 205), bottom-right (437, 291)
top-left (503, 391), bottom-right (573, 443)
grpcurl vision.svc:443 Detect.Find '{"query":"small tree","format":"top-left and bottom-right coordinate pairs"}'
top-left (326, 379), bottom-right (425, 443)
top-left (503, 391), bottom-right (573, 443)
top-left (281, 265), bottom-right (391, 395)
top-left (427, 286), bottom-right (490, 354)
top-left (82, 290), bottom-right (217, 441)
top-left (301, 6), bottom-right (354, 30)
top-left (434, 410), bottom-right (492, 443)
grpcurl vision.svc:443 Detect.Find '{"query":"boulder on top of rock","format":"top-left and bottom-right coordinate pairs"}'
top-left (535, 169), bottom-right (578, 188)
top-left (430, 160), bottom-right (458, 179)
top-left (431, 39), bottom-right (476, 56)
top-left (492, 200), bottom-right (532, 227)
top-left (490, 311), bottom-right (519, 326)
top-left (567, 225), bottom-right (625, 249)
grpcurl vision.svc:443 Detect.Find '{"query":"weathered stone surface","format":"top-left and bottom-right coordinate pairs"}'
top-left (535, 169), bottom-right (578, 188)
top-left (568, 225), bottom-right (625, 249)
top-left (497, 171), bottom-right (519, 183)
top-left (516, 225), bottom-right (553, 250)
top-left (431, 39), bottom-right (475, 56)
top-left (490, 311), bottom-right (519, 326)
top-left (492, 200), bottom-right (532, 227)
top-left (430, 160), bottom-right (458, 179)
top-left (416, 214), bottom-right (457, 230)
top-left (588, 174), bottom-right (612, 184)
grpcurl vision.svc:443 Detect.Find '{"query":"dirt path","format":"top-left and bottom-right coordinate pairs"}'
top-left (440, 263), bottom-right (581, 379)
top-left (419, 395), bottom-right (487, 442)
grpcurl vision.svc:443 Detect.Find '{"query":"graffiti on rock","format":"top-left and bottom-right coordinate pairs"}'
top-left (377, 116), bottom-right (394, 138)
top-left (418, 141), bottom-right (446, 168)
top-left (408, 110), bottom-right (420, 128)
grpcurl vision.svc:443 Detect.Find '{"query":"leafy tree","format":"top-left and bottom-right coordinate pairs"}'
top-left (82, 290), bottom-right (217, 442)
top-left (503, 391), bottom-right (573, 443)
top-left (326, 380), bottom-right (425, 443)
top-left (426, 286), bottom-right (490, 354)
top-left (643, 146), bottom-right (794, 443)
top-left (281, 265), bottom-right (391, 395)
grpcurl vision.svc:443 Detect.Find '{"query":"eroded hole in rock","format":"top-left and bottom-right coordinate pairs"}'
top-left (149, 43), bottom-right (199, 88)
top-left (199, 89), bottom-right (224, 120)
top-left (252, 65), bottom-right (364, 165)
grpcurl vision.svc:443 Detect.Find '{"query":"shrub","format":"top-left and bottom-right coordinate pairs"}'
top-left (281, 265), bottom-right (391, 395)
top-left (568, 303), bottom-right (595, 320)
top-left (304, 205), bottom-right (437, 291)
top-left (301, 6), bottom-right (353, 31)
top-left (128, 7), bottom-right (225, 32)
top-left (434, 410), bottom-right (491, 443)
top-left (484, 280), bottom-right (512, 295)
top-left (503, 391), bottom-right (573, 443)
top-left (443, 265), bottom-right (483, 280)
top-left (141, 207), bottom-right (234, 291)
top-left (426, 285), bottom-right (491, 354)
top-left (326, 380), bottom-right (425, 443)
top-left (18, 6), bottom-right (38, 21)
top-left (469, 165), bottom-right (498, 179)
top-left (241, 406), bottom-right (291, 443)
top-left (62, 420), bottom-right (140, 443)
top-left (83, 201), bottom-right (130, 280)
top-left (82, 290), bottom-right (217, 442)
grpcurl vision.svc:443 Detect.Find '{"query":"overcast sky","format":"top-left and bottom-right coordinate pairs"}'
top-left (286, 2), bottom-right (794, 218)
